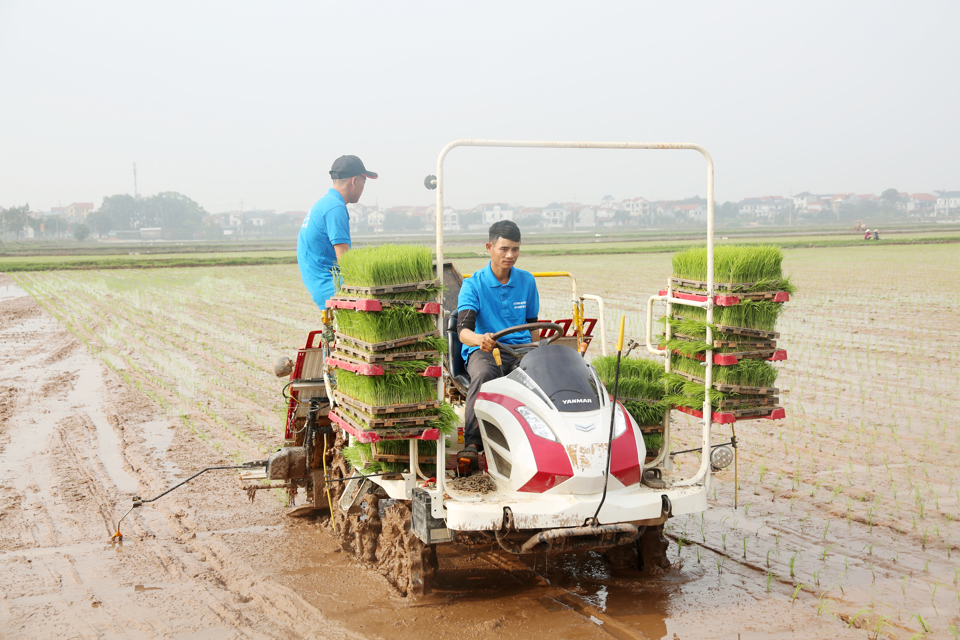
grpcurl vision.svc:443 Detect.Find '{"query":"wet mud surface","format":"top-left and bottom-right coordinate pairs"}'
top-left (3, 244), bottom-right (959, 639)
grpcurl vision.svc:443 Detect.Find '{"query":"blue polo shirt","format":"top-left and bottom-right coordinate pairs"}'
top-left (457, 263), bottom-right (540, 365)
top-left (297, 189), bottom-right (351, 309)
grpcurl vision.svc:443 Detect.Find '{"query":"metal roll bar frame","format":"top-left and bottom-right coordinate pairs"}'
top-left (425, 139), bottom-right (716, 518)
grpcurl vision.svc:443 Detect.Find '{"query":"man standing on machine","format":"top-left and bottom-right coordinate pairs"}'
top-left (456, 220), bottom-right (540, 467)
top-left (297, 155), bottom-right (378, 310)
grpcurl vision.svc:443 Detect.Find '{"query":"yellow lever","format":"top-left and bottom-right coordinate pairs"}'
top-left (616, 315), bottom-right (625, 352)
top-left (492, 348), bottom-right (502, 367)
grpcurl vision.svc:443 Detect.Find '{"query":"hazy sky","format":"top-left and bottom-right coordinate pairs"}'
top-left (2, 1), bottom-right (957, 213)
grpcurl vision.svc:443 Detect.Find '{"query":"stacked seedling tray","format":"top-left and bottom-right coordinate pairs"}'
top-left (325, 245), bottom-right (456, 475)
top-left (593, 355), bottom-right (668, 462)
top-left (659, 245), bottom-right (793, 424)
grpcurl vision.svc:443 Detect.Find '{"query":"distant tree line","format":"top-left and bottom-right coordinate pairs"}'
top-left (88, 192), bottom-right (208, 239)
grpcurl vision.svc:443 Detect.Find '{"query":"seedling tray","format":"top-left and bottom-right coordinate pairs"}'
top-left (716, 396), bottom-right (779, 408)
top-left (335, 404), bottom-right (440, 428)
top-left (326, 354), bottom-right (442, 378)
top-left (660, 288), bottom-right (790, 306)
top-left (327, 296), bottom-right (441, 314)
top-left (673, 316), bottom-right (780, 340)
top-left (330, 408), bottom-right (440, 443)
top-left (371, 442), bottom-right (437, 465)
top-left (672, 333), bottom-right (777, 350)
top-left (668, 347), bottom-right (788, 366)
top-left (339, 280), bottom-right (441, 296)
top-left (669, 276), bottom-right (790, 293)
top-left (335, 342), bottom-right (441, 363)
top-left (675, 404), bottom-right (785, 424)
top-left (336, 330), bottom-right (440, 353)
top-left (334, 390), bottom-right (441, 415)
top-left (672, 370), bottom-right (779, 395)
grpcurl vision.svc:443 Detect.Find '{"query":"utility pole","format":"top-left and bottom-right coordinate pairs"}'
top-left (133, 163), bottom-right (138, 198)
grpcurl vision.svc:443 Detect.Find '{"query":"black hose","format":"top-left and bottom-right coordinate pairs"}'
top-left (592, 347), bottom-right (623, 524)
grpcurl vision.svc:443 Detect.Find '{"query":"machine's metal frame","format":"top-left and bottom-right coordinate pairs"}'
top-left (425, 139), bottom-right (716, 517)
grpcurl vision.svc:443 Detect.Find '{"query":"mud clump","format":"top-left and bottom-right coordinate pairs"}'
top-left (447, 473), bottom-right (497, 494)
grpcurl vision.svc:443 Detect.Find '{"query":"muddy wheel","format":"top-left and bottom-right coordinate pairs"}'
top-left (377, 501), bottom-right (438, 597)
top-left (638, 524), bottom-right (671, 572)
top-left (603, 524), bottom-right (671, 572)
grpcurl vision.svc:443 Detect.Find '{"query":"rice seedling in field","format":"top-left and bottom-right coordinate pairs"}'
top-left (336, 244), bottom-right (434, 288)
top-left (336, 306), bottom-right (436, 343)
top-left (336, 370), bottom-right (437, 406)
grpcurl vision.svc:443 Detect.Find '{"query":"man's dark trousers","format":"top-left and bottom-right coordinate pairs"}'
top-left (463, 349), bottom-right (520, 449)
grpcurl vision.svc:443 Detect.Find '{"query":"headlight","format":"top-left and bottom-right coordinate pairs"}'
top-left (516, 406), bottom-right (558, 442)
top-left (613, 403), bottom-right (628, 438)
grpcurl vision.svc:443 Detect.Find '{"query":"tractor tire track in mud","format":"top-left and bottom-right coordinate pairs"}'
top-left (2, 273), bottom-right (870, 639)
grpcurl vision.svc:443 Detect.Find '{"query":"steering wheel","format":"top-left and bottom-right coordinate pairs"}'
top-left (490, 322), bottom-right (565, 359)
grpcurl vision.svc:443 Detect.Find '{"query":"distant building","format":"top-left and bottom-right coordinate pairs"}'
top-left (442, 207), bottom-right (460, 232)
top-left (906, 193), bottom-right (937, 214)
top-left (542, 203), bottom-right (566, 228)
top-left (66, 202), bottom-right (94, 221)
top-left (620, 197), bottom-right (651, 220)
top-left (473, 203), bottom-right (514, 225)
top-left (367, 210), bottom-right (385, 233)
top-left (936, 191), bottom-right (960, 216)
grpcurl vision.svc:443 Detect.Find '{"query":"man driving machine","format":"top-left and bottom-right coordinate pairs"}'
top-left (456, 220), bottom-right (540, 468)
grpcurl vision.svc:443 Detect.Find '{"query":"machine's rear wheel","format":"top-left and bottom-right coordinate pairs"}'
top-left (377, 501), bottom-right (438, 597)
top-left (325, 433), bottom-right (437, 596)
top-left (603, 524), bottom-right (671, 572)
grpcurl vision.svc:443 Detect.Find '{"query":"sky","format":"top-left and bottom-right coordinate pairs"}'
top-left (1, 1), bottom-right (958, 213)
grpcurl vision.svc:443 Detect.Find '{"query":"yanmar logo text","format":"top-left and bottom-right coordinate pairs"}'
top-left (562, 398), bottom-right (592, 404)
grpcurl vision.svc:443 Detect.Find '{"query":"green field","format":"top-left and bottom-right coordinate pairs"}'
top-left (3, 228), bottom-right (959, 272)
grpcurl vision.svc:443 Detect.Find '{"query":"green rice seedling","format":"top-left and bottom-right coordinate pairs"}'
top-left (593, 354), bottom-right (665, 383)
top-left (670, 355), bottom-right (779, 388)
top-left (612, 378), bottom-right (667, 402)
top-left (336, 244), bottom-right (434, 288)
top-left (641, 431), bottom-right (664, 454)
top-left (625, 401), bottom-right (667, 427)
top-left (679, 298), bottom-right (785, 332)
top-left (336, 370), bottom-right (437, 406)
top-left (671, 244), bottom-right (794, 292)
top-left (336, 306), bottom-right (436, 343)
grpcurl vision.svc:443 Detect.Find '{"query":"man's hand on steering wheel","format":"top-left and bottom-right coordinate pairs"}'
top-left (490, 322), bottom-right (565, 359)
top-left (478, 333), bottom-right (497, 352)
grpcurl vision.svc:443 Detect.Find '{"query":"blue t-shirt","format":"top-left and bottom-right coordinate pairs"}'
top-left (457, 263), bottom-right (540, 365)
top-left (297, 189), bottom-right (351, 309)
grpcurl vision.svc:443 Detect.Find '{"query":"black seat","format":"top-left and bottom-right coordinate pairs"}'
top-left (446, 314), bottom-right (470, 394)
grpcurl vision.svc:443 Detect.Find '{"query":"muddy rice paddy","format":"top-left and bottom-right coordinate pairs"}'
top-left (2, 242), bottom-right (959, 639)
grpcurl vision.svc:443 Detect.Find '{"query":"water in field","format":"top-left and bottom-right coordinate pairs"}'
top-left (6, 242), bottom-right (960, 638)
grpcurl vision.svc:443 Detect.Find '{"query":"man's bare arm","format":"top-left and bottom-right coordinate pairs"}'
top-left (459, 328), bottom-right (497, 352)
top-left (334, 243), bottom-right (349, 260)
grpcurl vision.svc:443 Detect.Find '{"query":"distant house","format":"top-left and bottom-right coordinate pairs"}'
top-left (542, 203), bottom-right (567, 228)
top-left (442, 206), bottom-right (460, 232)
top-left (935, 191), bottom-right (960, 216)
top-left (367, 210), bottom-right (385, 233)
top-left (140, 227), bottom-right (162, 240)
top-left (572, 206), bottom-right (596, 228)
top-left (620, 197), bottom-right (651, 221)
top-left (474, 203), bottom-right (514, 224)
top-left (66, 202), bottom-right (94, 221)
top-left (740, 196), bottom-right (789, 219)
top-left (676, 203), bottom-right (707, 222)
top-left (906, 193), bottom-right (937, 214)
